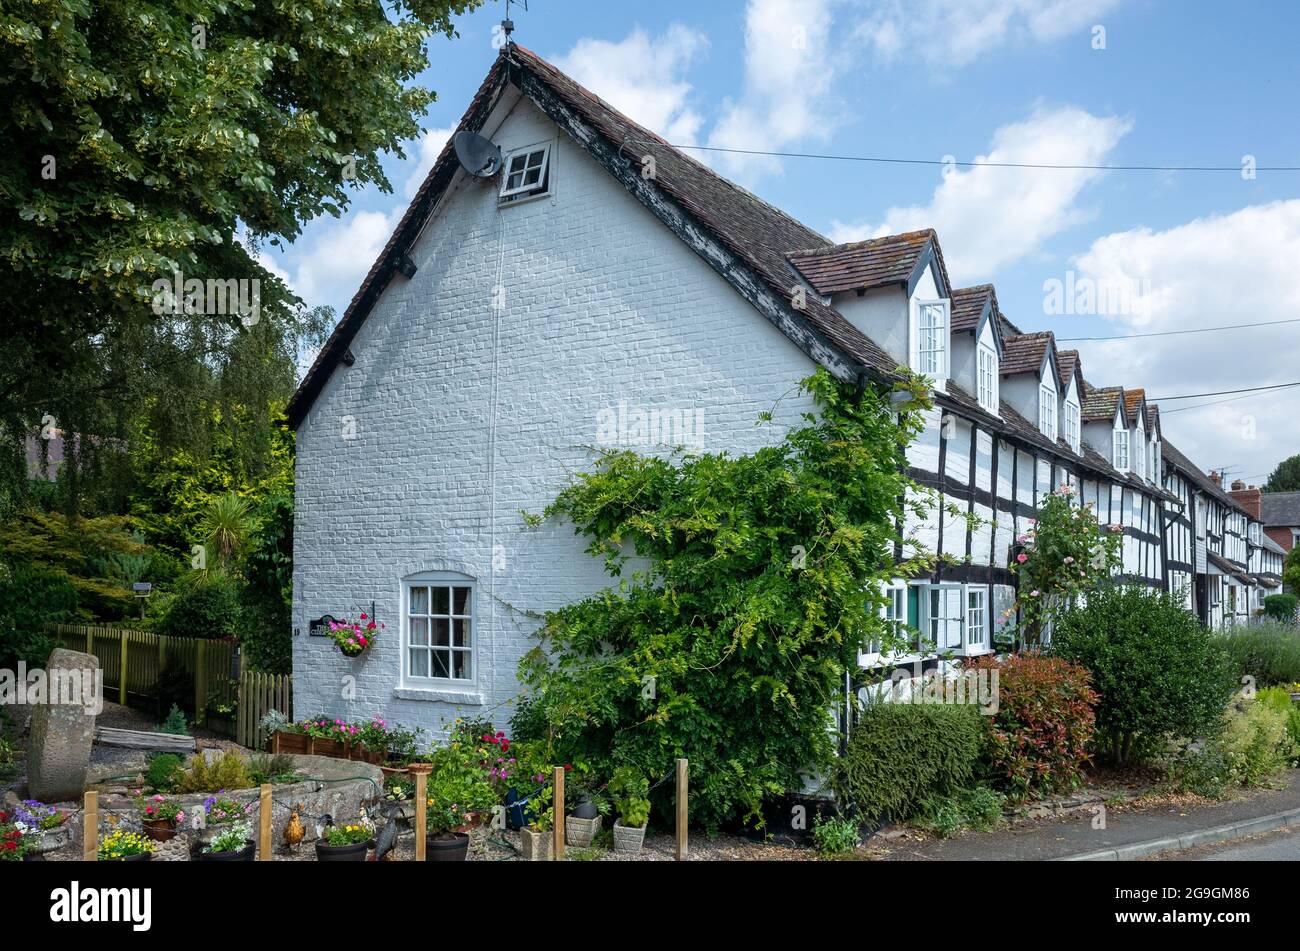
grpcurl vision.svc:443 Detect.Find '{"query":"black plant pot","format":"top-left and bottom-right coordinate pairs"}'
top-left (105, 852), bottom-right (153, 862)
top-left (570, 797), bottom-right (600, 821)
top-left (195, 839), bottom-right (257, 862)
top-left (425, 833), bottom-right (469, 862)
top-left (316, 839), bottom-right (374, 862)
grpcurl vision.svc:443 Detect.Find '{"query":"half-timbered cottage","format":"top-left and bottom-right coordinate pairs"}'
top-left (285, 44), bottom-right (1282, 734)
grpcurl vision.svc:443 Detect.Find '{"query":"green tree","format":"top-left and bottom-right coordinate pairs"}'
top-left (198, 491), bottom-right (257, 569)
top-left (1264, 454), bottom-right (1300, 492)
top-left (1283, 546), bottom-right (1300, 594)
top-left (518, 371), bottom-right (936, 830)
top-left (0, 0), bottom-right (477, 502)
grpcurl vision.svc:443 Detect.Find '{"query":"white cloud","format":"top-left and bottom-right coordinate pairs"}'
top-left (292, 209), bottom-right (396, 307)
top-left (854, 0), bottom-right (1122, 68)
top-left (707, 0), bottom-right (837, 181)
top-left (555, 25), bottom-right (708, 145)
top-left (828, 105), bottom-right (1132, 282)
top-left (1069, 200), bottom-right (1300, 481)
top-left (403, 125), bottom-right (458, 200)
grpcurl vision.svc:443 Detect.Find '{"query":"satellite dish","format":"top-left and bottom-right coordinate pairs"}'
top-left (454, 131), bottom-right (502, 178)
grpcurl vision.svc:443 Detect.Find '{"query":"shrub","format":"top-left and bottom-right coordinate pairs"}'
top-left (965, 652), bottom-right (1097, 798)
top-left (177, 750), bottom-right (253, 793)
top-left (144, 753), bottom-right (185, 793)
top-left (1219, 696), bottom-right (1297, 785)
top-left (0, 563), bottom-right (80, 668)
top-left (154, 572), bottom-right (241, 640)
top-left (1256, 687), bottom-right (1300, 768)
top-left (914, 786), bottom-right (1006, 838)
top-left (811, 815), bottom-right (860, 855)
top-left (1052, 586), bottom-right (1234, 763)
top-left (1263, 594), bottom-right (1299, 623)
top-left (155, 704), bottom-right (188, 736)
top-left (1219, 621), bottom-right (1300, 687)
top-left (833, 701), bottom-right (984, 823)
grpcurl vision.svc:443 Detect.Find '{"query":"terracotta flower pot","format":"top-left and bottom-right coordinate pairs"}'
top-left (425, 833), bottom-right (469, 862)
top-left (142, 818), bottom-right (178, 842)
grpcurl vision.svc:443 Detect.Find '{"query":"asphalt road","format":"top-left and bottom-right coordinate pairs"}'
top-left (1160, 826), bottom-right (1300, 860)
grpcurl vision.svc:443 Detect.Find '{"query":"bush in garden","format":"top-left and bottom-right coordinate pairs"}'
top-left (833, 701), bottom-right (984, 823)
top-left (0, 563), bottom-right (79, 669)
top-left (144, 753), bottom-right (185, 794)
top-left (177, 750), bottom-right (253, 793)
top-left (811, 815), bottom-right (860, 855)
top-left (914, 786), bottom-right (1005, 838)
top-left (965, 653), bottom-right (1097, 798)
top-left (1051, 585), bottom-right (1234, 763)
top-left (1219, 695), bottom-right (1298, 784)
top-left (1219, 621), bottom-right (1300, 687)
top-left (154, 571), bottom-right (241, 639)
top-left (1256, 687), bottom-right (1300, 768)
top-left (1263, 594), bottom-right (1298, 623)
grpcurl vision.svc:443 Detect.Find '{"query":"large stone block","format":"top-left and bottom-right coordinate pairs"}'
top-left (26, 648), bottom-right (101, 802)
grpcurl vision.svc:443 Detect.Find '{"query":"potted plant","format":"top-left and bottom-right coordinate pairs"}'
top-left (0, 812), bottom-right (31, 862)
top-left (263, 710), bottom-right (311, 755)
top-left (422, 739), bottom-right (499, 861)
top-left (519, 788), bottom-right (554, 862)
top-left (326, 612), bottom-right (383, 658)
top-left (197, 821), bottom-right (256, 861)
top-left (136, 793), bottom-right (186, 842)
top-left (565, 771), bottom-right (608, 847)
top-left (11, 800), bottom-right (72, 856)
top-left (196, 794), bottom-right (255, 844)
top-left (316, 819), bottom-right (375, 861)
top-left (609, 766), bottom-right (650, 854)
top-left (98, 829), bottom-right (155, 862)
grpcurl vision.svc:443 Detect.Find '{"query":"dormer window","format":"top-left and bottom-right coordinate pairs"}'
top-left (1064, 400), bottom-right (1080, 454)
top-left (1114, 426), bottom-right (1129, 471)
top-left (1039, 384), bottom-right (1057, 441)
top-left (977, 344), bottom-right (998, 414)
top-left (912, 299), bottom-right (949, 380)
top-left (499, 144), bottom-right (551, 202)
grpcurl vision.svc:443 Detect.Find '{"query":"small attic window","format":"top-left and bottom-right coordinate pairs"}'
top-left (499, 144), bottom-right (551, 202)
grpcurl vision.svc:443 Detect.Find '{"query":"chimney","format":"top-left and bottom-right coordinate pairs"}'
top-left (1209, 470), bottom-right (1222, 487)
top-left (1229, 480), bottom-right (1263, 520)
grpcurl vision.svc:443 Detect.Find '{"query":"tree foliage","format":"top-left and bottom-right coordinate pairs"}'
top-left (517, 371), bottom-right (936, 830)
top-left (1264, 454), bottom-right (1300, 493)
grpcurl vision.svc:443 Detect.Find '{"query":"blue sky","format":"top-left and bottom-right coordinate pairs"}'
top-left (264, 0), bottom-right (1300, 483)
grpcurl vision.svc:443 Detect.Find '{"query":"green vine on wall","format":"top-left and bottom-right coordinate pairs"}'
top-left (516, 369), bottom-right (936, 830)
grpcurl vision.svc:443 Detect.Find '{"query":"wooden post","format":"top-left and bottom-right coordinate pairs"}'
top-left (118, 632), bottom-right (128, 706)
top-left (410, 763), bottom-right (432, 861)
top-left (675, 757), bottom-right (688, 860)
top-left (552, 766), bottom-right (565, 861)
top-left (195, 644), bottom-right (207, 727)
top-left (259, 784), bottom-right (272, 861)
top-left (83, 791), bottom-right (98, 861)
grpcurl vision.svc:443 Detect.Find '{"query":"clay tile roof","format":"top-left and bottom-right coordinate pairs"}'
top-left (1146, 403), bottom-right (1160, 432)
top-left (1000, 331), bottom-right (1053, 376)
top-left (1123, 388), bottom-right (1146, 424)
top-left (1056, 349), bottom-right (1080, 388)
top-left (787, 230), bottom-right (938, 296)
top-left (1082, 383), bottom-right (1123, 421)
top-left (950, 284), bottom-right (994, 332)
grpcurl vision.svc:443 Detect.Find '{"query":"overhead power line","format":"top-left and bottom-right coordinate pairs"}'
top-left (642, 139), bottom-right (1300, 173)
top-left (1058, 317), bottom-right (1300, 342)
top-left (1150, 381), bottom-right (1300, 402)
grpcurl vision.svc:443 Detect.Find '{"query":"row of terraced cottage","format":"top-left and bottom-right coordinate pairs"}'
top-left (286, 45), bottom-right (1286, 734)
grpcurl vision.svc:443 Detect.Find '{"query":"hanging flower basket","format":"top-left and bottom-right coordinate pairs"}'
top-left (325, 613), bottom-right (384, 658)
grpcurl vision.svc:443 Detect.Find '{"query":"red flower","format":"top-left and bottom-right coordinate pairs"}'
top-left (563, 764), bottom-right (572, 771)
top-left (360, 613), bottom-right (368, 619)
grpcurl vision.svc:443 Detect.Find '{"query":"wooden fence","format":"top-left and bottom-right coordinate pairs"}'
top-left (47, 624), bottom-right (290, 747)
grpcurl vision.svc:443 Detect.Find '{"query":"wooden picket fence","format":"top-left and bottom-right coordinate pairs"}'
top-left (46, 623), bottom-right (291, 747)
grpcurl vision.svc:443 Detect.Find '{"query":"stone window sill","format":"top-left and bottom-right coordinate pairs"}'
top-left (393, 686), bottom-right (485, 705)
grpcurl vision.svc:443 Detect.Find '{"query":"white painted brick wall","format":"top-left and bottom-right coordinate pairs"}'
top-left (292, 97), bottom-right (818, 738)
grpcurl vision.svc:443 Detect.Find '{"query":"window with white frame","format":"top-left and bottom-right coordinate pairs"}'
top-left (922, 584), bottom-right (965, 651)
top-left (977, 345), bottom-right (998, 414)
top-left (1134, 434), bottom-right (1146, 480)
top-left (499, 144), bottom-right (551, 201)
top-left (1064, 400), bottom-right (1081, 454)
top-left (869, 582), bottom-right (909, 658)
top-left (1148, 440), bottom-right (1159, 482)
top-left (1039, 384), bottom-right (1058, 441)
top-left (406, 577), bottom-right (474, 682)
top-left (966, 587), bottom-right (987, 650)
top-left (914, 300), bottom-right (949, 378)
top-left (1114, 427), bottom-right (1129, 471)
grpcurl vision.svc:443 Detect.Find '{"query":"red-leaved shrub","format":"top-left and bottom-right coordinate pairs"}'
top-left (965, 652), bottom-right (1098, 800)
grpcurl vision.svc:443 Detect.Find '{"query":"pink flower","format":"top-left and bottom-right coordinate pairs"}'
top-left (1016, 553), bottom-right (1028, 563)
